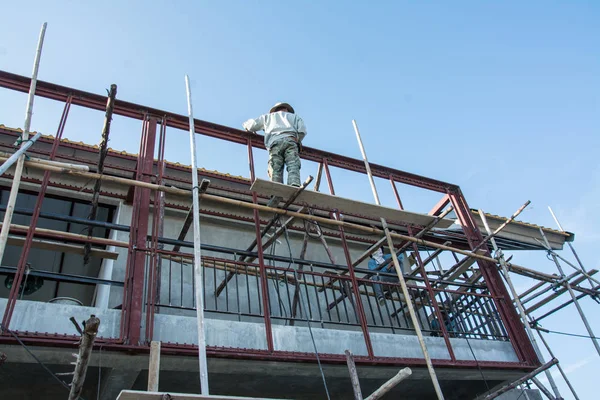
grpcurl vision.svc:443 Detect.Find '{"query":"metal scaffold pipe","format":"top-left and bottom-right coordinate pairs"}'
top-left (0, 22), bottom-right (47, 271)
top-left (185, 74), bottom-right (209, 395)
top-left (352, 119), bottom-right (380, 205)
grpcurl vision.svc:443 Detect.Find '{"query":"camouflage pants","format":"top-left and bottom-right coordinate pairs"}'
top-left (268, 137), bottom-right (301, 186)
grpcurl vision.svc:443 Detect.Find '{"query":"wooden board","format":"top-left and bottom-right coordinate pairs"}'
top-left (118, 390), bottom-right (286, 400)
top-left (250, 179), bottom-right (455, 229)
top-left (6, 235), bottom-right (119, 260)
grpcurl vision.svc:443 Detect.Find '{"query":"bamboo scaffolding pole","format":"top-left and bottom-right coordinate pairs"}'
top-left (481, 358), bottom-right (558, 400)
top-left (533, 237), bottom-right (600, 288)
top-left (538, 227), bottom-right (600, 357)
top-left (0, 222), bottom-right (127, 248)
top-left (0, 152), bottom-right (89, 171)
top-left (526, 273), bottom-right (595, 314)
top-left (520, 269), bottom-right (581, 306)
top-left (478, 210), bottom-right (562, 399)
top-left (0, 22), bottom-right (47, 267)
top-left (533, 283), bottom-right (600, 323)
top-left (348, 123), bottom-right (439, 399)
top-left (531, 319), bottom-right (581, 399)
top-left (185, 75), bottom-right (209, 394)
top-left (471, 201), bottom-right (531, 253)
top-left (530, 377), bottom-right (556, 400)
top-left (382, 218), bottom-right (445, 400)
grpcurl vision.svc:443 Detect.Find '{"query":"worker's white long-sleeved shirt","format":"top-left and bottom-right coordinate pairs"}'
top-left (242, 111), bottom-right (307, 150)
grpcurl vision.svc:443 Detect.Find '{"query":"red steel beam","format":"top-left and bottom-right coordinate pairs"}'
top-left (246, 140), bottom-right (274, 352)
top-left (1, 96), bottom-right (72, 329)
top-left (0, 334), bottom-right (535, 371)
top-left (323, 159), bottom-right (375, 359)
top-left (0, 70), bottom-right (456, 193)
top-left (121, 117), bottom-right (157, 345)
top-left (448, 188), bottom-right (539, 367)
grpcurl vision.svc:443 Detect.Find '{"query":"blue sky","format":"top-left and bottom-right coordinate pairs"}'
top-left (0, 1), bottom-right (598, 398)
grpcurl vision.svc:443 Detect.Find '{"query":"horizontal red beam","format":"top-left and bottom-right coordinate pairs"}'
top-left (0, 70), bottom-right (457, 193)
top-left (0, 333), bottom-right (537, 371)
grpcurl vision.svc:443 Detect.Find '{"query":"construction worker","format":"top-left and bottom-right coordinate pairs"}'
top-left (369, 247), bottom-right (403, 306)
top-left (431, 309), bottom-right (458, 337)
top-left (243, 102), bottom-right (307, 187)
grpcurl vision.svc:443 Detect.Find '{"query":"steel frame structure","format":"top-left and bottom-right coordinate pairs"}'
top-left (0, 70), bottom-right (541, 372)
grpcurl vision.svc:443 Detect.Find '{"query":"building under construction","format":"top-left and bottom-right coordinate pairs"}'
top-left (0, 63), bottom-right (598, 400)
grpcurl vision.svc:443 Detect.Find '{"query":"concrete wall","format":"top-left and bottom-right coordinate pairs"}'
top-left (1, 299), bottom-right (518, 364)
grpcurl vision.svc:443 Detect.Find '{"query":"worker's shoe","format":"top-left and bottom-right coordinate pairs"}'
top-left (266, 196), bottom-right (283, 208)
top-left (378, 296), bottom-right (386, 306)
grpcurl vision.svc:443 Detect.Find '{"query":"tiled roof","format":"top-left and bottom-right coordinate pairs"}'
top-left (0, 124), bottom-right (249, 182)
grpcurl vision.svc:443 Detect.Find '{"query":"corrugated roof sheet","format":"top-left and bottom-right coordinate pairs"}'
top-left (470, 209), bottom-right (569, 237)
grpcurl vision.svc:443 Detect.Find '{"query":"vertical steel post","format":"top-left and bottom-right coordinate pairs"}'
top-left (322, 159), bottom-right (375, 359)
top-left (1, 94), bottom-right (71, 329)
top-left (185, 75), bottom-right (209, 394)
top-left (145, 118), bottom-right (167, 342)
top-left (120, 116), bottom-right (148, 340)
top-left (122, 117), bottom-right (156, 345)
top-left (389, 175), bottom-right (404, 210)
top-left (246, 139), bottom-right (274, 353)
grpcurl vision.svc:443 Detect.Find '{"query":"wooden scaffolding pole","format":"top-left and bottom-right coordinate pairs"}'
top-left (538, 227), bottom-right (600, 357)
top-left (351, 118), bottom-right (443, 399)
top-left (68, 315), bottom-right (100, 400)
top-left (184, 74), bottom-right (209, 394)
top-left (478, 210), bottom-right (562, 399)
top-left (382, 218), bottom-right (445, 400)
top-left (0, 22), bottom-right (47, 267)
top-left (481, 358), bottom-right (558, 400)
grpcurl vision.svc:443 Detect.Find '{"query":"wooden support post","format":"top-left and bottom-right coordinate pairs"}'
top-left (365, 367), bottom-right (412, 400)
top-left (84, 83), bottom-right (117, 265)
top-left (147, 341), bottom-right (161, 392)
top-left (172, 208), bottom-right (194, 253)
top-left (381, 218), bottom-right (445, 400)
top-left (68, 315), bottom-right (101, 400)
top-left (344, 350), bottom-right (362, 400)
top-left (481, 358), bottom-right (558, 400)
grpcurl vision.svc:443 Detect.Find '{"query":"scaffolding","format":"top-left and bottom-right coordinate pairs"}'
top-left (0, 40), bottom-right (597, 399)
